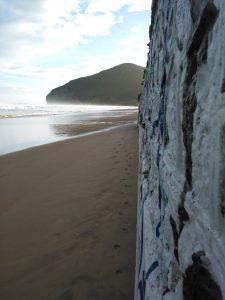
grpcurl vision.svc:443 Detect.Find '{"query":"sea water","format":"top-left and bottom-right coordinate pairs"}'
top-left (0, 103), bottom-right (137, 156)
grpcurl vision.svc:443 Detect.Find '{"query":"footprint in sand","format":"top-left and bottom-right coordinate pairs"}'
top-left (54, 232), bottom-right (61, 237)
top-left (53, 290), bottom-right (73, 300)
top-left (96, 192), bottom-right (104, 198)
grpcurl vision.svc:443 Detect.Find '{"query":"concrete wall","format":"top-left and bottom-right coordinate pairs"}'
top-left (135, 0), bottom-right (225, 299)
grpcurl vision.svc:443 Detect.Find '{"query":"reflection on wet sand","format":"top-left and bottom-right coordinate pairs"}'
top-left (50, 113), bottom-right (137, 137)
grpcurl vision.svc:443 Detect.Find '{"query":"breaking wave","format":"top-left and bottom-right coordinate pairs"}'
top-left (0, 103), bottom-right (137, 118)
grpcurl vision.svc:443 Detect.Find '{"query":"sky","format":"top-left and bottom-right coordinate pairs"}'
top-left (0, 0), bottom-right (151, 104)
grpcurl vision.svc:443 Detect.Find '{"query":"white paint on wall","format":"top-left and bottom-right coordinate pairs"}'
top-left (136, 0), bottom-right (225, 299)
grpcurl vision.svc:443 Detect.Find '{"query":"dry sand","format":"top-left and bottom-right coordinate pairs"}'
top-left (0, 123), bottom-right (138, 300)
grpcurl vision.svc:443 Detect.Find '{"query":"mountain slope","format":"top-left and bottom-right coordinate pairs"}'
top-left (46, 63), bottom-right (144, 106)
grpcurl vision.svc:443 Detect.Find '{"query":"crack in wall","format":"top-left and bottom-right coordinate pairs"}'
top-left (170, 216), bottom-right (180, 263)
top-left (219, 124), bottom-right (225, 216)
top-left (180, 2), bottom-right (219, 235)
top-left (183, 1), bottom-right (219, 190)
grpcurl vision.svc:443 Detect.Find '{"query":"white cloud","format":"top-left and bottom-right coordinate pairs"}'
top-left (0, 0), bottom-right (119, 63)
top-left (86, 0), bottom-right (151, 13)
top-left (86, 0), bottom-right (126, 13)
top-left (0, 0), bottom-right (151, 64)
top-left (42, 0), bottom-right (80, 25)
top-left (16, 11), bottom-right (117, 62)
top-left (72, 12), bottom-right (116, 37)
top-left (128, 0), bottom-right (151, 12)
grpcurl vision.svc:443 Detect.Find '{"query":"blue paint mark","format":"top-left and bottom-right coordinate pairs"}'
top-left (138, 281), bottom-right (144, 300)
top-left (158, 183), bottom-right (162, 210)
top-left (138, 271), bottom-right (146, 300)
top-left (139, 191), bottom-right (149, 216)
top-left (157, 145), bottom-right (161, 169)
top-left (156, 220), bottom-right (161, 237)
top-left (139, 190), bottom-right (149, 216)
top-left (146, 261), bottom-right (159, 279)
top-left (139, 201), bottom-right (144, 217)
top-left (143, 191), bottom-right (149, 202)
top-left (159, 96), bottom-right (165, 138)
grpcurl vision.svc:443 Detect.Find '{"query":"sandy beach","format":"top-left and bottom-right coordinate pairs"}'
top-left (0, 123), bottom-right (138, 300)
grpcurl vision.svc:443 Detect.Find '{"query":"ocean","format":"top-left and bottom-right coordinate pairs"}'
top-left (0, 103), bottom-right (137, 156)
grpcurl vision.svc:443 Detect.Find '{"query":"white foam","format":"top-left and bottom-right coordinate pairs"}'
top-left (0, 103), bottom-right (137, 118)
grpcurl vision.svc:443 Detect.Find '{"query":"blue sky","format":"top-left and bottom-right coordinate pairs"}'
top-left (0, 0), bottom-right (151, 104)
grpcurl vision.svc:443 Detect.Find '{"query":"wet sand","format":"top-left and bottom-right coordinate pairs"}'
top-left (51, 112), bottom-right (137, 137)
top-left (0, 123), bottom-right (138, 300)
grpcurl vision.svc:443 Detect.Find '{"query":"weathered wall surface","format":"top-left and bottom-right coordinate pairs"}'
top-left (136, 0), bottom-right (225, 299)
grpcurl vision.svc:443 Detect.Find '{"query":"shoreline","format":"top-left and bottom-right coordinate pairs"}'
top-left (0, 124), bottom-right (138, 300)
top-left (0, 112), bottom-right (137, 157)
top-left (1, 122), bottom-right (136, 158)
top-left (0, 104), bottom-right (138, 119)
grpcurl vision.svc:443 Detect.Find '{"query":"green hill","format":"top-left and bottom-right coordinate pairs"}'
top-left (46, 63), bottom-right (144, 106)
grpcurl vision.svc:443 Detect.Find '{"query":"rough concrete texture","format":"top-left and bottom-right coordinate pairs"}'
top-left (135, 0), bottom-right (225, 299)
